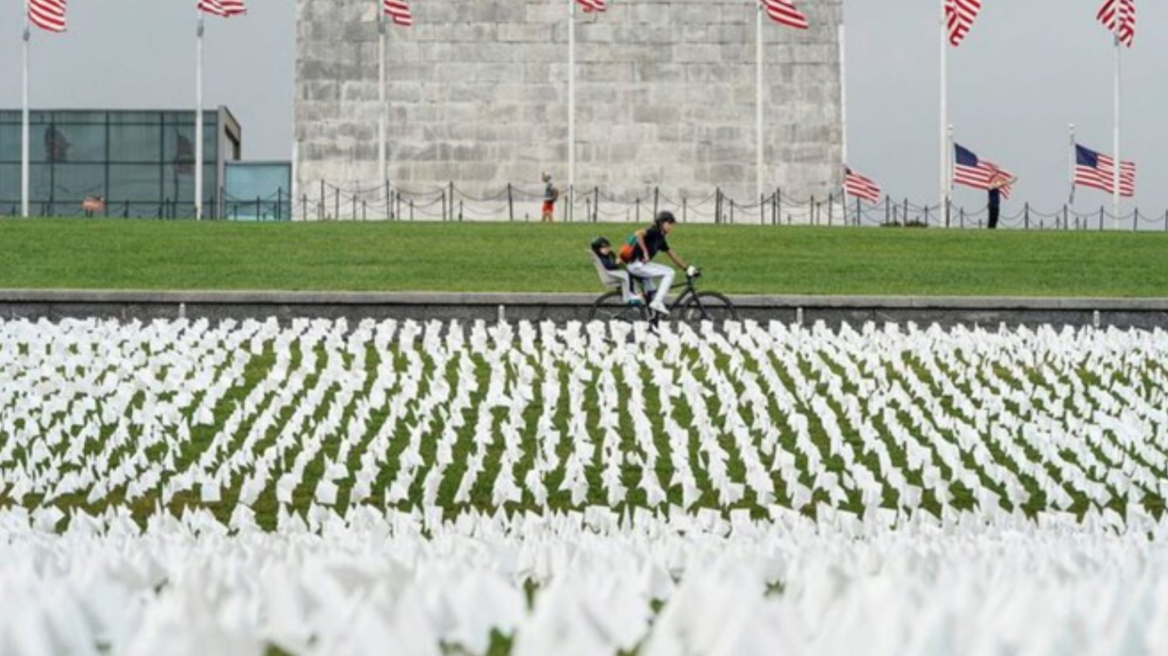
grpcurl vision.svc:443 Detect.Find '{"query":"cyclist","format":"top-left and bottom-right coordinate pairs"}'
top-left (620, 210), bottom-right (694, 316)
top-left (591, 236), bottom-right (643, 306)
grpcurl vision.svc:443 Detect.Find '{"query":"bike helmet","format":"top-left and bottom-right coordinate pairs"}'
top-left (654, 210), bottom-right (677, 227)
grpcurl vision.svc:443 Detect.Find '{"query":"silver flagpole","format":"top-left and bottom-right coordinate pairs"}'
top-left (1112, 35), bottom-right (1120, 228)
top-left (756, 1), bottom-right (764, 202)
top-left (378, 2), bottom-right (387, 191)
top-left (196, 13), bottom-right (205, 220)
top-left (21, 15), bottom-right (30, 218)
top-left (839, 17), bottom-right (848, 223)
top-left (1068, 123), bottom-right (1076, 205)
top-left (568, 0), bottom-right (575, 219)
top-left (939, 0), bottom-right (949, 225)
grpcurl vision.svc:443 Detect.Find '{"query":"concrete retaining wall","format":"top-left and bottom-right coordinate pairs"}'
top-left (3, 290), bottom-right (1167, 330)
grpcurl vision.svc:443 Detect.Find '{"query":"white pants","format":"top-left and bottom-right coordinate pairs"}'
top-left (626, 261), bottom-right (674, 307)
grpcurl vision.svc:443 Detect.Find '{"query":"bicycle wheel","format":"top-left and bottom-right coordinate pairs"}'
top-left (681, 291), bottom-right (739, 326)
top-left (588, 290), bottom-right (648, 323)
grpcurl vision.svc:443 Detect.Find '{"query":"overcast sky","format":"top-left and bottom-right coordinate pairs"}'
top-left (2, 1), bottom-right (1164, 216)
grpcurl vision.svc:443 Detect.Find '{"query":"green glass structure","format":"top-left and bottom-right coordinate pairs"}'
top-left (0, 108), bottom-right (240, 218)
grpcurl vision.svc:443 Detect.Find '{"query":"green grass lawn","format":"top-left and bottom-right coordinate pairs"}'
top-left (1, 217), bottom-right (1166, 296)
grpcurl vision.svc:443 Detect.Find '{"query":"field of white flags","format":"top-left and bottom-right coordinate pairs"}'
top-left (3, 316), bottom-right (1168, 655)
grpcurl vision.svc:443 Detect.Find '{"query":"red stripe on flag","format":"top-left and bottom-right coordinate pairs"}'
top-left (945, 0), bottom-right (982, 46)
top-left (760, 0), bottom-right (809, 30)
top-left (198, 0), bottom-right (246, 17)
top-left (28, 0), bottom-right (66, 33)
top-left (384, 0), bottom-right (414, 27)
top-left (1096, 0), bottom-right (1135, 47)
top-left (844, 168), bottom-right (881, 203)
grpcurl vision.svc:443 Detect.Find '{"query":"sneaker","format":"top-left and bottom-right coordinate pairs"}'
top-left (649, 301), bottom-right (670, 316)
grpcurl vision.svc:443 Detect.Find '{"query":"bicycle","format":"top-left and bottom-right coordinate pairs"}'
top-left (587, 266), bottom-right (738, 325)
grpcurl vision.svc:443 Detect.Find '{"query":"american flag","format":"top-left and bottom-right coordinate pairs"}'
top-left (384, 0), bottom-right (414, 27)
top-left (198, 0), bottom-right (246, 17)
top-left (1097, 0), bottom-right (1135, 47)
top-left (954, 144), bottom-right (1014, 198)
top-left (28, 0), bottom-right (67, 33)
top-left (1074, 144), bottom-right (1135, 197)
top-left (844, 167), bottom-right (881, 203)
top-left (760, 0), bottom-right (809, 30)
top-left (945, 0), bottom-right (982, 46)
top-left (577, 0), bottom-right (606, 13)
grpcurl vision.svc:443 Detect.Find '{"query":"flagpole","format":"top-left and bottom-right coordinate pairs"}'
top-left (196, 14), bottom-right (205, 221)
top-left (21, 16), bottom-right (30, 219)
top-left (378, 3), bottom-right (387, 191)
top-left (568, 0), bottom-right (576, 218)
top-left (756, 2), bottom-right (764, 202)
top-left (1068, 123), bottom-right (1076, 205)
top-left (839, 18), bottom-right (848, 224)
top-left (1112, 35), bottom-right (1120, 228)
top-left (939, 0), bottom-right (949, 226)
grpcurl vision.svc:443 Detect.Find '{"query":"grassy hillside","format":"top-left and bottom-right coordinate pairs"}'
top-left (0, 217), bottom-right (1165, 296)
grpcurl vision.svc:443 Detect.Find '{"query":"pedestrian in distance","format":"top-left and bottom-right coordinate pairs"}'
top-left (987, 173), bottom-right (1017, 230)
top-left (540, 172), bottom-right (558, 223)
top-left (619, 210), bottom-right (694, 317)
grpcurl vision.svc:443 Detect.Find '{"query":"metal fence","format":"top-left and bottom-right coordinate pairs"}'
top-left (7, 181), bottom-right (1168, 231)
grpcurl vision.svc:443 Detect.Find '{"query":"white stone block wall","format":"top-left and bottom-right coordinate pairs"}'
top-left (294, 0), bottom-right (842, 221)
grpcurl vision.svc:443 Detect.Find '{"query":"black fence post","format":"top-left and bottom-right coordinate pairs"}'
top-left (884, 196), bottom-right (890, 225)
top-left (1099, 206), bottom-right (1105, 231)
top-left (1062, 204), bottom-right (1068, 231)
top-left (384, 183), bottom-right (391, 221)
top-left (334, 188), bottom-right (340, 221)
top-left (1024, 203), bottom-right (1030, 230)
top-left (653, 187), bottom-right (659, 219)
top-left (256, 196), bottom-right (262, 221)
top-left (924, 205), bottom-right (930, 226)
top-left (730, 198), bottom-right (735, 224)
top-left (635, 197), bottom-right (641, 224)
top-left (682, 196), bottom-right (687, 223)
top-left (362, 199), bottom-right (368, 221)
top-left (449, 181), bottom-right (455, 222)
top-left (459, 200), bottom-right (463, 222)
top-left (352, 193), bottom-right (357, 221)
top-left (1133, 208), bottom-right (1140, 232)
top-left (827, 192), bottom-right (834, 226)
top-left (593, 187), bottom-right (600, 222)
top-left (276, 188), bottom-right (283, 221)
top-left (410, 199), bottom-right (415, 221)
top-left (507, 184), bottom-right (514, 222)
